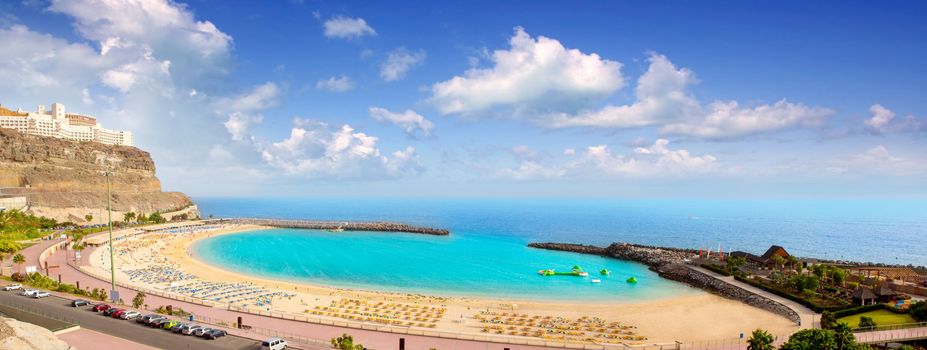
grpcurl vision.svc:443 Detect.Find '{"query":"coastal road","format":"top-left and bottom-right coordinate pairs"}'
top-left (0, 291), bottom-right (261, 350)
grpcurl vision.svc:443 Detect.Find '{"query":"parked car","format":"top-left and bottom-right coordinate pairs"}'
top-left (120, 311), bottom-right (141, 320)
top-left (21, 289), bottom-right (38, 297)
top-left (103, 307), bottom-right (121, 316)
top-left (136, 314), bottom-right (159, 324)
top-left (71, 299), bottom-right (91, 307)
top-left (172, 323), bottom-right (195, 333)
top-left (111, 309), bottom-right (127, 318)
top-left (193, 327), bottom-right (213, 337)
top-left (145, 316), bottom-right (167, 326)
top-left (3, 284), bottom-right (22, 291)
top-left (162, 320), bottom-right (181, 330)
top-left (92, 303), bottom-right (111, 312)
top-left (150, 318), bottom-right (171, 328)
top-left (262, 337), bottom-right (288, 350)
top-left (33, 291), bottom-right (50, 298)
top-left (181, 324), bottom-right (203, 335)
top-left (203, 329), bottom-right (227, 340)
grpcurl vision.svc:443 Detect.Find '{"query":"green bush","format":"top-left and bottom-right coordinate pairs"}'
top-left (858, 316), bottom-right (877, 329)
top-left (910, 301), bottom-right (927, 322)
top-left (734, 275), bottom-right (850, 313)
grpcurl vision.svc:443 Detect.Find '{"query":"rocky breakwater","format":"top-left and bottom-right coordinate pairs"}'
top-left (0, 128), bottom-right (197, 224)
top-left (234, 218), bottom-right (451, 235)
top-left (528, 242), bottom-right (802, 325)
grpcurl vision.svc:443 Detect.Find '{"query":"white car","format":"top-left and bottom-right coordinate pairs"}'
top-left (21, 289), bottom-right (38, 297)
top-left (33, 291), bottom-right (50, 298)
top-left (193, 327), bottom-right (213, 337)
top-left (262, 337), bottom-right (288, 350)
top-left (181, 324), bottom-right (203, 335)
top-left (2, 284), bottom-right (22, 291)
top-left (120, 311), bottom-right (141, 320)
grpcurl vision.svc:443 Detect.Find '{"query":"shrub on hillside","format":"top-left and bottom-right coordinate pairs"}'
top-left (10, 272), bottom-right (25, 282)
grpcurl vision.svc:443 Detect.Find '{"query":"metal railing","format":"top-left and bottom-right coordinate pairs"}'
top-left (0, 299), bottom-right (80, 332)
top-left (854, 321), bottom-right (927, 332)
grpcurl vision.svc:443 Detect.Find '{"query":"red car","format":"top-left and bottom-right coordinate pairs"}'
top-left (92, 304), bottom-right (111, 312)
top-left (111, 309), bottom-right (126, 318)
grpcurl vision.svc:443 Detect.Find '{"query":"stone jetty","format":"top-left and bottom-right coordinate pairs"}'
top-left (231, 218), bottom-right (450, 235)
top-left (528, 242), bottom-right (803, 324)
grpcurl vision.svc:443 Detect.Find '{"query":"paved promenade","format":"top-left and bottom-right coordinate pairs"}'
top-left (688, 266), bottom-right (818, 329)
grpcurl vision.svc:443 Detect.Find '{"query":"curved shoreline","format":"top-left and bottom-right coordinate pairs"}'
top-left (183, 227), bottom-right (673, 305)
top-left (94, 223), bottom-right (800, 342)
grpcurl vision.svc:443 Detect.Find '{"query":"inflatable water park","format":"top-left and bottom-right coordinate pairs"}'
top-left (537, 265), bottom-right (638, 283)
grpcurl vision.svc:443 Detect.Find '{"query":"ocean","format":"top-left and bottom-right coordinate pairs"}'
top-left (192, 198), bottom-right (926, 300)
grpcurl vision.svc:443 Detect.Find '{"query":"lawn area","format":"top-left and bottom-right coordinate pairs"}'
top-left (838, 309), bottom-right (915, 328)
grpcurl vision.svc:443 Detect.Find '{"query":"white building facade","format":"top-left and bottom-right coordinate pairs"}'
top-left (0, 103), bottom-right (133, 146)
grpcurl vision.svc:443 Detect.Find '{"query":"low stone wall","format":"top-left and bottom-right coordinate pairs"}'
top-left (656, 264), bottom-right (802, 324)
top-left (528, 242), bottom-right (802, 325)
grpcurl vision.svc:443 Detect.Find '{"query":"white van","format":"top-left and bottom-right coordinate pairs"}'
top-left (261, 337), bottom-right (288, 350)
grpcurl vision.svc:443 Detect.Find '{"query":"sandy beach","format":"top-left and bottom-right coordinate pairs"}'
top-left (89, 223), bottom-right (799, 344)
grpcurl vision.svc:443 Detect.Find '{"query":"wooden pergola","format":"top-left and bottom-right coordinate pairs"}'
top-left (847, 267), bottom-right (926, 284)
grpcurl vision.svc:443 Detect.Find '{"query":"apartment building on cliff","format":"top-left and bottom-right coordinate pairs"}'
top-left (0, 102), bottom-right (132, 146)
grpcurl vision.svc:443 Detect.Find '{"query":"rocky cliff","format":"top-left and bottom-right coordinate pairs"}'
top-left (0, 128), bottom-right (197, 224)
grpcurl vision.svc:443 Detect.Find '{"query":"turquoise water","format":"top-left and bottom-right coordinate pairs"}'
top-left (193, 228), bottom-right (699, 301)
top-left (192, 198), bottom-right (927, 300)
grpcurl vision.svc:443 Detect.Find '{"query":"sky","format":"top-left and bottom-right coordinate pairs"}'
top-left (0, 0), bottom-right (925, 198)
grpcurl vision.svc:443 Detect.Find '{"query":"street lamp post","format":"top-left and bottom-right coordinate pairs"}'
top-left (104, 170), bottom-right (116, 302)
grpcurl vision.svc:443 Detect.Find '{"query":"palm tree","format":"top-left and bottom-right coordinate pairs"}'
top-left (123, 212), bottom-right (136, 223)
top-left (833, 323), bottom-right (855, 350)
top-left (747, 329), bottom-right (775, 350)
top-left (12, 253), bottom-right (25, 274)
top-left (72, 243), bottom-right (85, 263)
top-left (85, 213), bottom-right (93, 223)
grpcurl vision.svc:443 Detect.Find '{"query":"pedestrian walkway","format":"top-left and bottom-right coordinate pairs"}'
top-left (687, 265), bottom-right (818, 328)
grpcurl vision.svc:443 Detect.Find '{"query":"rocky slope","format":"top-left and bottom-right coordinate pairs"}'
top-left (0, 128), bottom-right (196, 224)
top-left (0, 316), bottom-right (71, 350)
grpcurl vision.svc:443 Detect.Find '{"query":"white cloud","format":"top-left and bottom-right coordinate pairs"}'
top-left (217, 82), bottom-right (280, 112)
top-left (661, 100), bottom-right (834, 139)
top-left (100, 51), bottom-right (172, 93)
top-left (223, 112), bottom-right (263, 141)
top-left (316, 75), bottom-right (354, 92)
top-left (259, 121), bottom-right (422, 179)
top-left (369, 107), bottom-right (434, 137)
top-left (497, 160), bottom-right (566, 181)
top-left (856, 145), bottom-right (899, 162)
top-left (544, 53), bottom-right (698, 128)
top-left (864, 104), bottom-right (924, 134)
top-left (323, 16), bottom-right (376, 39)
top-left (49, 0), bottom-right (232, 80)
top-left (217, 82), bottom-right (280, 141)
top-left (497, 139), bottom-right (717, 180)
top-left (542, 53), bottom-right (833, 139)
top-left (431, 27), bottom-right (623, 115)
top-left (379, 48), bottom-right (426, 82)
top-left (80, 88), bottom-right (94, 105)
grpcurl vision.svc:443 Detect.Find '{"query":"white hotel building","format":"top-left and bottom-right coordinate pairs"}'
top-left (0, 103), bottom-right (133, 146)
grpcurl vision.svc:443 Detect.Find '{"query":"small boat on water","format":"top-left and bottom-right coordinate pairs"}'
top-left (591, 279), bottom-right (601, 283)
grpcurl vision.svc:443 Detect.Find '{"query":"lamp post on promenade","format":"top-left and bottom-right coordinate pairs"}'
top-left (104, 170), bottom-right (117, 302)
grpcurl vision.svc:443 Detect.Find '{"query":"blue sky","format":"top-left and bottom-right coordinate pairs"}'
top-left (1, 0), bottom-right (925, 198)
